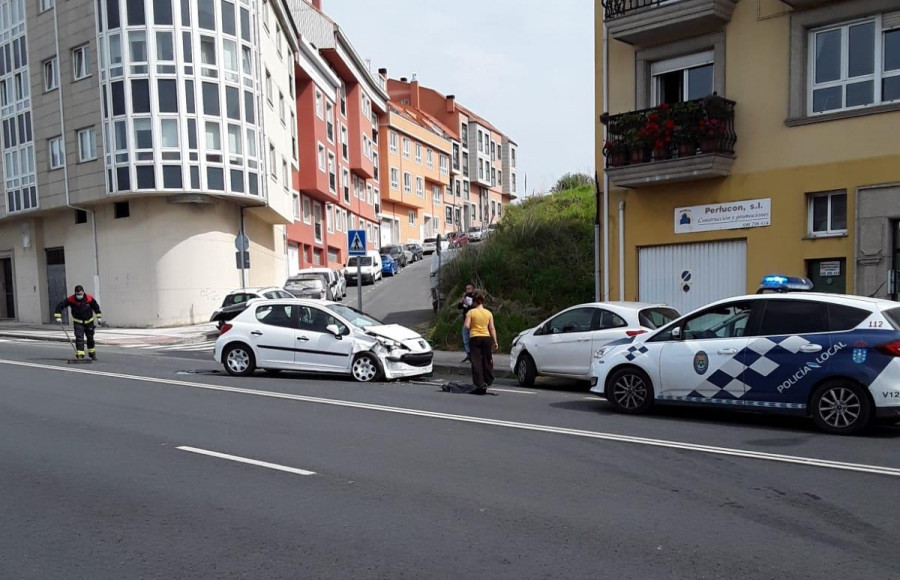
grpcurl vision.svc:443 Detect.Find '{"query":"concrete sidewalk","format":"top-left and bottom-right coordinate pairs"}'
top-left (0, 322), bottom-right (219, 346)
top-left (430, 350), bottom-right (514, 380)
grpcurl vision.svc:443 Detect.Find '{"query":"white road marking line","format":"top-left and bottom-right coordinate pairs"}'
top-left (176, 446), bottom-right (316, 476)
top-left (491, 387), bottom-right (537, 395)
top-left (2, 358), bottom-right (899, 478)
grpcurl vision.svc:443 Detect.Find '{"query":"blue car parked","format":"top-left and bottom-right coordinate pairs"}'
top-left (381, 254), bottom-right (399, 277)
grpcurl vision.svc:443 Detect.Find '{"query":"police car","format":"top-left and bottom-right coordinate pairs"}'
top-left (588, 291), bottom-right (900, 435)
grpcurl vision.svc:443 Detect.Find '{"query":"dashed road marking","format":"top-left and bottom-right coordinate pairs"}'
top-left (177, 446), bottom-right (316, 476)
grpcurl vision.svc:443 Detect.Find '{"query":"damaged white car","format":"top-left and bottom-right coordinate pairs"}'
top-left (214, 299), bottom-right (433, 382)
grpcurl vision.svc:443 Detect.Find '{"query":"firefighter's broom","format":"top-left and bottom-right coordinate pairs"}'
top-left (57, 319), bottom-right (93, 364)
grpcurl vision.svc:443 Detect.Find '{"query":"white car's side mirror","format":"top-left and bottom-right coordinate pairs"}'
top-left (326, 324), bottom-right (342, 338)
top-left (671, 327), bottom-right (682, 340)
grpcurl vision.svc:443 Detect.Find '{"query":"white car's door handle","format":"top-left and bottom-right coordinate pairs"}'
top-left (251, 331), bottom-right (263, 336)
top-left (800, 344), bottom-right (823, 353)
top-left (577, 338), bottom-right (590, 342)
top-left (297, 336), bottom-right (310, 342)
top-left (718, 348), bottom-right (737, 355)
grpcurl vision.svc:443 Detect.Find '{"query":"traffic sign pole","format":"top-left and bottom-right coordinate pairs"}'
top-left (347, 229), bottom-right (367, 312)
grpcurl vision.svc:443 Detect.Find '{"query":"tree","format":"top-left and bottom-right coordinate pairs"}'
top-left (552, 172), bottom-right (594, 193)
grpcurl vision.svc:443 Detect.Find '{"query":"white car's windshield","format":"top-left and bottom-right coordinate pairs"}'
top-left (347, 257), bottom-right (373, 267)
top-left (325, 304), bottom-right (383, 328)
top-left (286, 279), bottom-right (323, 290)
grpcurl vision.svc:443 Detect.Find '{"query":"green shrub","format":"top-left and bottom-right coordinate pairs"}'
top-left (430, 185), bottom-right (597, 353)
top-left (552, 172), bottom-right (594, 193)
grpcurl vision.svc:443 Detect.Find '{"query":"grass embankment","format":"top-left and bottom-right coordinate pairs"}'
top-left (428, 185), bottom-right (595, 353)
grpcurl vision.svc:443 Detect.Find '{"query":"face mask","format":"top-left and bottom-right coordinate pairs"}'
top-left (76, 293), bottom-right (84, 300)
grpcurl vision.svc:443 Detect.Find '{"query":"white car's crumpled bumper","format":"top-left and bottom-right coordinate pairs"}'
top-left (375, 347), bottom-right (433, 379)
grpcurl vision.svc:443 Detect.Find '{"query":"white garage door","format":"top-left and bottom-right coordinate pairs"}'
top-left (287, 243), bottom-right (300, 276)
top-left (638, 240), bottom-right (747, 315)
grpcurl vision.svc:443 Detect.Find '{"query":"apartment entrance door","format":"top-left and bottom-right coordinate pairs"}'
top-left (0, 254), bottom-right (14, 319)
top-left (46, 247), bottom-right (68, 324)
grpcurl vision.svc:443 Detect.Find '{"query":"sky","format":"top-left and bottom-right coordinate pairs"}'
top-left (321, 0), bottom-right (595, 196)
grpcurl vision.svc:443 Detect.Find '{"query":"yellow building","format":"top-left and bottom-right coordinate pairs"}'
top-left (378, 103), bottom-right (452, 245)
top-left (596, 0), bottom-right (900, 314)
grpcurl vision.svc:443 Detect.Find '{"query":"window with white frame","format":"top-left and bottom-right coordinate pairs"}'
top-left (389, 131), bottom-right (398, 153)
top-left (73, 45), bottom-right (90, 80)
top-left (650, 51), bottom-right (714, 105)
top-left (343, 168), bottom-right (351, 202)
top-left (49, 137), bottom-right (64, 169)
top-left (440, 155), bottom-right (449, 174)
top-left (327, 204), bottom-right (334, 233)
top-left (402, 137), bottom-right (410, 158)
top-left (328, 153), bottom-right (336, 192)
top-left (317, 142), bottom-right (325, 172)
top-left (426, 149), bottom-right (433, 168)
top-left (40, 0), bottom-right (54, 11)
top-left (415, 143), bottom-right (422, 164)
top-left (269, 143), bottom-right (277, 179)
top-left (340, 84), bottom-right (346, 117)
top-left (77, 128), bottom-right (96, 162)
top-left (282, 158), bottom-right (289, 185)
top-left (390, 167), bottom-right (399, 190)
top-left (432, 185), bottom-right (442, 205)
top-left (445, 206), bottom-right (452, 223)
top-left (367, 183), bottom-right (373, 204)
top-left (292, 193), bottom-right (300, 219)
top-left (265, 69), bottom-right (272, 103)
top-left (809, 17), bottom-right (900, 114)
top-left (416, 176), bottom-right (424, 198)
top-left (43, 57), bottom-right (59, 92)
top-left (302, 196), bottom-right (311, 224)
top-left (341, 125), bottom-right (348, 160)
top-left (808, 191), bottom-right (847, 236)
top-left (408, 210), bottom-right (416, 226)
top-left (403, 172), bottom-right (411, 194)
top-left (315, 90), bottom-right (323, 119)
top-left (326, 102), bottom-right (334, 143)
top-left (314, 203), bottom-right (323, 242)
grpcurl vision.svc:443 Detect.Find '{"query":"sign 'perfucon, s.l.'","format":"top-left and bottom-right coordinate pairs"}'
top-left (674, 198), bottom-right (771, 234)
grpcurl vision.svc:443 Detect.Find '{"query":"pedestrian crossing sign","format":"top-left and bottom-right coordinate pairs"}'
top-left (348, 229), bottom-right (367, 256)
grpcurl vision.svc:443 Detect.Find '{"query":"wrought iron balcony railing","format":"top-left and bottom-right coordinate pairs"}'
top-left (601, 95), bottom-right (736, 168)
top-left (602, 0), bottom-right (672, 19)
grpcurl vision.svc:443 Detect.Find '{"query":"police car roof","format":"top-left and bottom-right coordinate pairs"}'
top-left (704, 292), bottom-right (896, 310)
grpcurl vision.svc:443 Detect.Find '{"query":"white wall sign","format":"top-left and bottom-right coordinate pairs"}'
top-left (819, 261), bottom-right (841, 277)
top-left (674, 199), bottom-right (771, 234)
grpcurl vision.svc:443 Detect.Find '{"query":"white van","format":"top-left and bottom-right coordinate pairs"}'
top-left (344, 250), bottom-right (383, 285)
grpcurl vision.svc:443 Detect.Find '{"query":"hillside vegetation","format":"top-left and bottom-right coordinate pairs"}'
top-left (429, 185), bottom-right (596, 353)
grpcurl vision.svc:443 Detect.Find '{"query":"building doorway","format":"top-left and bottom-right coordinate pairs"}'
top-left (46, 247), bottom-right (68, 323)
top-left (0, 254), bottom-right (14, 319)
top-left (806, 258), bottom-right (846, 295)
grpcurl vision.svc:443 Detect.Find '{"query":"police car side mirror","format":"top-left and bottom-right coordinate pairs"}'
top-left (671, 327), bottom-right (682, 340)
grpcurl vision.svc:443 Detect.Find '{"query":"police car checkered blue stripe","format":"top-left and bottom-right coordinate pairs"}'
top-left (658, 395), bottom-right (806, 410)
top-left (692, 335), bottom-right (814, 400)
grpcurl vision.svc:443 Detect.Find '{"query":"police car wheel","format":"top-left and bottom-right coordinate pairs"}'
top-left (224, 344), bottom-right (256, 377)
top-left (606, 368), bottom-right (654, 414)
top-left (811, 380), bottom-right (872, 435)
top-left (515, 354), bottom-right (537, 387)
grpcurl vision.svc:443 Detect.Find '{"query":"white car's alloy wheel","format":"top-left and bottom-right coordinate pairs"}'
top-left (225, 345), bottom-right (254, 376)
top-left (352, 354), bottom-right (379, 382)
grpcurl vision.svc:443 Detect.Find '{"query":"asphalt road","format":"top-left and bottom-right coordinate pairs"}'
top-left (2, 338), bottom-right (900, 579)
top-left (356, 255), bottom-right (434, 330)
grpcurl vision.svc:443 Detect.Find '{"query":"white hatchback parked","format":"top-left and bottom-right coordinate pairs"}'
top-left (510, 302), bottom-right (679, 386)
top-left (214, 299), bottom-right (433, 382)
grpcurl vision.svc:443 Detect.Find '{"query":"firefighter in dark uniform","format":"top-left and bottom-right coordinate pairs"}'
top-left (54, 285), bottom-right (103, 360)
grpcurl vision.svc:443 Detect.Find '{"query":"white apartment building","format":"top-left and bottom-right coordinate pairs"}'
top-left (0, 0), bottom-right (301, 326)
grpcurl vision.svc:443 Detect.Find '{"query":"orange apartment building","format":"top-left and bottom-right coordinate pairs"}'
top-left (387, 79), bottom-right (519, 233)
top-left (286, 0), bottom-right (388, 272)
top-left (378, 103), bottom-right (452, 245)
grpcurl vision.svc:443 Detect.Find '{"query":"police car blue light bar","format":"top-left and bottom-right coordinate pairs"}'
top-left (758, 275), bottom-right (814, 292)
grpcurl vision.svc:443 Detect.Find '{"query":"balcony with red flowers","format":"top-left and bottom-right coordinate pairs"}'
top-left (601, 95), bottom-right (736, 189)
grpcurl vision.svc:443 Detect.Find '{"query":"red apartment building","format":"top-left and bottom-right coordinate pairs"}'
top-left (387, 79), bottom-right (518, 233)
top-left (286, 0), bottom-right (388, 273)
